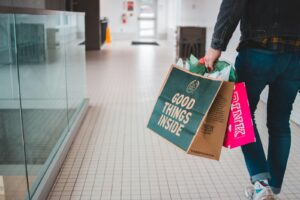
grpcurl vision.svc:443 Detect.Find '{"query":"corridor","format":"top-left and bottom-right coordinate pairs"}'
top-left (47, 42), bottom-right (300, 200)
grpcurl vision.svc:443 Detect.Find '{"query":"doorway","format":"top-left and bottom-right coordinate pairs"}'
top-left (137, 0), bottom-right (157, 39)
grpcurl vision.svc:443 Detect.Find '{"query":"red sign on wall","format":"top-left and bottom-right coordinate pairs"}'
top-left (127, 1), bottom-right (134, 11)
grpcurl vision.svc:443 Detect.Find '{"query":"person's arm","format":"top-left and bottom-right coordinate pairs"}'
top-left (204, 0), bottom-right (247, 71)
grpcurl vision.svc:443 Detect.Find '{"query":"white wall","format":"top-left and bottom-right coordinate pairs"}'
top-left (166, 0), bottom-right (181, 59)
top-left (180, 0), bottom-right (219, 27)
top-left (157, 0), bottom-right (168, 39)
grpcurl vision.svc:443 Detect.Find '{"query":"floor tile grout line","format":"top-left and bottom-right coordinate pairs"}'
top-left (88, 89), bottom-right (112, 199)
top-left (57, 105), bottom-right (95, 199)
top-left (109, 85), bottom-right (126, 200)
top-left (97, 83), bottom-right (122, 200)
top-left (73, 105), bottom-right (102, 199)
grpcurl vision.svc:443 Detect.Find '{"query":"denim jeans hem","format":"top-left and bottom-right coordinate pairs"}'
top-left (251, 172), bottom-right (271, 183)
top-left (270, 186), bottom-right (281, 194)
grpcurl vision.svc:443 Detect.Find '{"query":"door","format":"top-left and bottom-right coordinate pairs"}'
top-left (138, 0), bottom-right (157, 39)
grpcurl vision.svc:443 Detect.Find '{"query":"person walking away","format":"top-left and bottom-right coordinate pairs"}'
top-left (203, 0), bottom-right (300, 199)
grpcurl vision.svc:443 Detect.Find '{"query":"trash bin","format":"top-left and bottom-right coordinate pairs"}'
top-left (100, 18), bottom-right (108, 45)
top-left (176, 26), bottom-right (206, 60)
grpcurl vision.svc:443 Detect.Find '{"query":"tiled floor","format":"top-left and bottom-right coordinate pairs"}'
top-left (47, 41), bottom-right (300, 200)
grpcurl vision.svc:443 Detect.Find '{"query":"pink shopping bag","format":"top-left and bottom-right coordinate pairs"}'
top-left (223, 83), bottom-right (256, 149)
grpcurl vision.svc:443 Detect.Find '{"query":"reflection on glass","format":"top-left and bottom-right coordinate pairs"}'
top-left (0, 14), bottom-right (29, 200)
top-left (15, 14), bottom-right (69, 196)
top-left (65, 15), bottom-right (86, 123)
top-left (0, 11), bottom-right (86, 199)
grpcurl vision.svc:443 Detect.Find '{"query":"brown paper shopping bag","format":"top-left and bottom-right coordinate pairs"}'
top-left (148, 65), bottom-right (234, 160)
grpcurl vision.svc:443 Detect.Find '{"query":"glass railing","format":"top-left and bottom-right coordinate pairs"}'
top-left (0, 8), bottom-right (86, 200)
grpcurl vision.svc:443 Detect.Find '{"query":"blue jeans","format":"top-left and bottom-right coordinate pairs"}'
top-left (235, 48), bottom-right (300, 194)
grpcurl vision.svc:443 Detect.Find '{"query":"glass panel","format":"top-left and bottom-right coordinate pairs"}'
top-left (65, 14), bottom-right (86, 124)
top-left (0, 10), bottom-right (86, 199)
top-left (14, 14), bottom-right (69, 196)
top-left (0, 14), bottom-right (29, 200)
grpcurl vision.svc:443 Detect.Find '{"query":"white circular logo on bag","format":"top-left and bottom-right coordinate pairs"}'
top-left (186, 80), bottom-right (200, 94)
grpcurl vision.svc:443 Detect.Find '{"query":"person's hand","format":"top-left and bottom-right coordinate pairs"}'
top-left (203, 48), bottom-right (222, 72)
